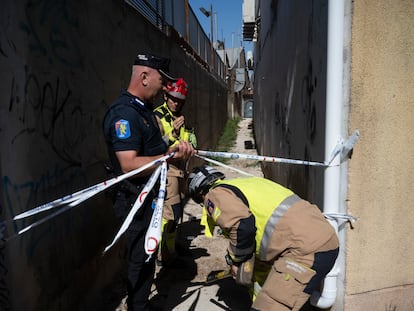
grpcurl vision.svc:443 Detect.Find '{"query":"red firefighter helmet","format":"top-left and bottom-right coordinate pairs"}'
top-left (165, 78), bottom-right (188, 100)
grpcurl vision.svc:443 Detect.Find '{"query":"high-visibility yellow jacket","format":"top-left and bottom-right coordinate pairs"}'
top-left (203, 176), bottom-right (339, 303)
top-left (203, 177), bottom-right (300, 262)
top-left (203, 176), bottom-right (337, 265)
top-left (153, 102), bottom-right (197, 148)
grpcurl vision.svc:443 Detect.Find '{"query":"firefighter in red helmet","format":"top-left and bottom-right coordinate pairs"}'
top-left (154, 77), bottom-right (197, 264)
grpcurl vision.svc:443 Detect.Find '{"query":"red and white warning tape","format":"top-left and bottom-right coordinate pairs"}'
top-left (144, 161), bottom-right (168, 260)
top-left (8, 153), bottom-right (175, 240)
top-left (103, 162), bottom-right (164, 254)
top-left (195, 150), bottom-right (332, 167)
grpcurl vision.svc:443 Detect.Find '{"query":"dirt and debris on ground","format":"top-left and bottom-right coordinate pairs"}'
top-left (114, 118), bottom-right (262, 311)
top-left (114, 118), bottom-right (321, 311)
top-left (149, 118), bottom-right (263, 311)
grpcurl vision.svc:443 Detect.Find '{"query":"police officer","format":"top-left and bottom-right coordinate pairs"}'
top-left (154, 77), bottom-right (197, 264)
top-left (102, 53), bottom-right (194, 311)
top-left (187, 165), bottom-right (339, 311)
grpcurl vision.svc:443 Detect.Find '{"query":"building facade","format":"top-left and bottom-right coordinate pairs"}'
top-left (244, 0), bottom-right (414, 310)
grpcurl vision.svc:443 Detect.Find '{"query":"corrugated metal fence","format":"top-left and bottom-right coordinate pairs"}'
top-left (126, 0), bottom-right (226, 79)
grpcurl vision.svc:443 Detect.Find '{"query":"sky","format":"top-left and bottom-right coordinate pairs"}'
top-left (188, 0), bottom-right (253, 54)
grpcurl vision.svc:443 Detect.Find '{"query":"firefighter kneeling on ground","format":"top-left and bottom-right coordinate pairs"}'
top-left (154, 77), bottom-right (197, 265)
top-left (187, 165), bottom-right (339, 311)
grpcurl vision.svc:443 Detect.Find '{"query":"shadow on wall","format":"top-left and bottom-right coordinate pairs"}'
top-left (0, 218), bottom-right (10, 310)
top-left (0, 0), bottom-right (228, 310)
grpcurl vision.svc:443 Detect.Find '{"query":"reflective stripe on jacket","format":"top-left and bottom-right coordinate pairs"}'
top-left (214, 177), bottom-right (300, 260)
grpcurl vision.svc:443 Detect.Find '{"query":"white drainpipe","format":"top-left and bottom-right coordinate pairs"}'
top-left (310, 0), bottom-right (345, 308)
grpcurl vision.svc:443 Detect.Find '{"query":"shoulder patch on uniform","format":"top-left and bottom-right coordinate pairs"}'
top-left (115, 119), bottom-right (131, 139)
top-left (206, 199), bottom-right (215, 216)
top-left (213, 207), bottom-right (221, 221)
top-left (207, 199), bottom-right (221, 221)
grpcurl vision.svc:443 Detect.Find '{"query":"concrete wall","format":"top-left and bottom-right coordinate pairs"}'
top-left (346, 0), bottom-right (414, 309)
top-left (253, 0), bottom-right (328, 206)
top-left (0, 0), bottom-right (227, 310)
top-left (253, 0), bottom-right (414, 310)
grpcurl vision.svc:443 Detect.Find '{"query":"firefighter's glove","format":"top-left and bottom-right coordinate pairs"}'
top-left (225, 253), bottom-right (255, 287)
top-left (235, 255), bottom-right (255, 287)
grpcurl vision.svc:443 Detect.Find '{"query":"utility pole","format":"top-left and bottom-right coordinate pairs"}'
top-left (185, 0), bottom-right (189, 42)
top-left (200, 4), bottom-right (214, 71)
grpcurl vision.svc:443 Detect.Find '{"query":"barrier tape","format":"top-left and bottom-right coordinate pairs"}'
top-left (103, 163), bottom-right (163, 254)
top-left (144, 161), bottom-right (168, 260)
top-left (13, 182), bottom-right (120, 238)
top-left (13, 153), bottom-right (175, 221)
top-left (8, 135), bottom-right (358, 242)
top-left (195, 155), bottom-right (253, 176)
top-left (196, 150), bottom-right (331, 167)
top-left (6, 153), bottom-right (175, 242)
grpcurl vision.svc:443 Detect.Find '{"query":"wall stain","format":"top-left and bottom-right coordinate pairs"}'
top-left (19, 0), bottom-right (82, 67)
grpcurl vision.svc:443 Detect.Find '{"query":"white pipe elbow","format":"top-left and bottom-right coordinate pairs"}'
top-left (310, 268), bottom-right (339, 309)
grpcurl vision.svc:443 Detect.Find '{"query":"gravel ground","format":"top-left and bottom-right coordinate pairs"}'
top-left (116, 118), bottom-right (263, 311)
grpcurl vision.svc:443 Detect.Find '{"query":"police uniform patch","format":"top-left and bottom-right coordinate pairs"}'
top-left (115, 119), bottom-right (131, 139)
top-left (206, 199), bottom-right (215, 216)
top-left (207, 199), bottom-right (221, 221)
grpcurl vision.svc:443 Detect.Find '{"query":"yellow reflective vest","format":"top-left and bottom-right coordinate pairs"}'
top-left (153, 102), bottom-right (197, 147)
top-left (212, 177), bottom-right (300, 260)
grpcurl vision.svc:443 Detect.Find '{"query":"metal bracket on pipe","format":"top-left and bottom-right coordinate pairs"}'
top-left (327, 130), bottom-right (360, 165)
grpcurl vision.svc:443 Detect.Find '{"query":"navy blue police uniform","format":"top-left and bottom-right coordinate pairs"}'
top-left (103, 90), bottom-right (167, 311)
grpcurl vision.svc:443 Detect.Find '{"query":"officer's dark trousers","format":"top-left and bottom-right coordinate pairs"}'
top-left (125, 201), bottom-right (156, 311)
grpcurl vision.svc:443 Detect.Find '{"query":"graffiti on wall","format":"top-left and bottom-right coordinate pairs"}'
top-left (0, 215), bottom-right (10, 311)
top-left (19, 0), bottom-right (83, 68)
top-left (2, 165), bottom-right (88, 235)
top-left (0, 1), bottom-right (107, 308)
top-left (301, 61), bottom-right (318, 142)
top-left (8, 71), bottom-right (89, 166)
top-left (1, 0), bottom-right (107, 215)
